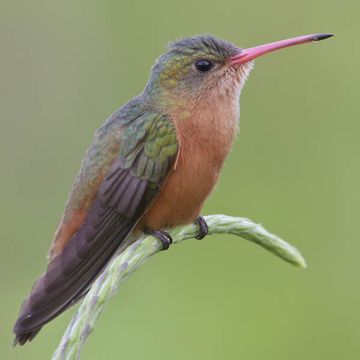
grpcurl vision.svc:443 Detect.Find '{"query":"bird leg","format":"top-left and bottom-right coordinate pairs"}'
top-left (148, 230), bottom-right (173, 250)
top-left (195, 216), bottom-right (209, 240)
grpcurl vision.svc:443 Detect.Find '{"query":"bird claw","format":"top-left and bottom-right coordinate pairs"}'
top-left (195, 216), bottom-right (208, 240)
top-left (151, 230), bottom-right (173, 250)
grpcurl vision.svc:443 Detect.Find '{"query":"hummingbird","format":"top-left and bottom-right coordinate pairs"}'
top-left (13, 33), bottom-right (332, 345)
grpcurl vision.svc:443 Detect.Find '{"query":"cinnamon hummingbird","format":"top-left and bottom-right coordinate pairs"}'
top-left (13, 33), bottom-right (333, 344)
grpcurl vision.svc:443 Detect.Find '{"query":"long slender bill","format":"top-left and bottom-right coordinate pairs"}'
top-left (230, 33), bottom-right (333, 64)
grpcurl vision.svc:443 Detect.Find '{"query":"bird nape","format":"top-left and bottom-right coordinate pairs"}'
top-left (13, 33), bottom-right (333, 345)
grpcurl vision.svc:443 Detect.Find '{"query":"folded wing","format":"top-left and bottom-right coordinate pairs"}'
top-left (13, 111), bottom-right (178, 344)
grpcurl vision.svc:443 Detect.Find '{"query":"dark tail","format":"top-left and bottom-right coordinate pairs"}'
top-left (13, 198), bottom-right (137, 345)
top-left (14, 329), bottom-right (41, 346)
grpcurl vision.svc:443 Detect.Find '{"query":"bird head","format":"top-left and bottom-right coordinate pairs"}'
top-left (144, 33), bottom-right (333, 110)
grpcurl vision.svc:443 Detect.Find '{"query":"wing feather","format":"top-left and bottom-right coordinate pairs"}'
top-left (13, 110), bottom-right (178, 345)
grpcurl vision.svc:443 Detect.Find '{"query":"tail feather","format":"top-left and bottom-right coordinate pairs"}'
top-left (13, 198), bottom-right (138, 345)
top-left (14, 328), bottom-right (41, 346)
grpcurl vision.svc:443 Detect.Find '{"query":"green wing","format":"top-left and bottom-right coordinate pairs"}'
top-left (14, 110), bottom-right (178, 344)
top-left (100, 111), bottom-right (178, 216)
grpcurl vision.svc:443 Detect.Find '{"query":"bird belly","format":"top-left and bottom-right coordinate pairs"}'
top-left (139, 95), bottom-right (239, 231)
top-left (140, 160), bottom-right (220, 230)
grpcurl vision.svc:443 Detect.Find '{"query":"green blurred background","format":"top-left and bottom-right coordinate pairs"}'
top-left (1, 0), bottom-right (359, 359)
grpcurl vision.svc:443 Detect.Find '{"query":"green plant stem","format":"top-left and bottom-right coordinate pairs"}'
top-left (51, 214), bottom-right (306, 360)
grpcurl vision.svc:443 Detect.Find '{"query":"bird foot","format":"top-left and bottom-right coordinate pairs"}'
top-left (195, 216), bottom-right (209, 240)
top-left (150, 230), bottom-right (173, 250)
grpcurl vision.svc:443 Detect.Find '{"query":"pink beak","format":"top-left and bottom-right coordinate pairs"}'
top-left (230, 33), bottom-right (333, 65)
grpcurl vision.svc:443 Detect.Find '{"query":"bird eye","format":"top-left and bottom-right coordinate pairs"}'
top-left (194, 59), bottom-right (213, 73)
